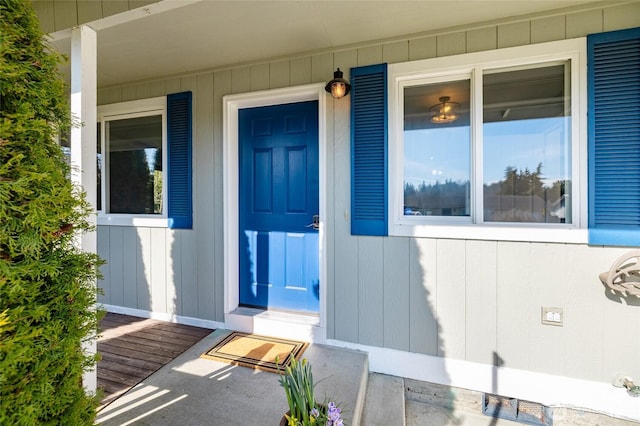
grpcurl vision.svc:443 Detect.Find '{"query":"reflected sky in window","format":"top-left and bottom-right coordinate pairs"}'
top-left (404, 126), bottom-right (470, 187)
top-left (404, 116), bottom-right (569, 187)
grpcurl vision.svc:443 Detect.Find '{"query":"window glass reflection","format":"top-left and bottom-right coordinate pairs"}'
top-left (483, 64), bottom-right (571, 223)
top-left (107, 115), bottom-right (162, 214)
top-left (403, 80), bottom-right (471, 217)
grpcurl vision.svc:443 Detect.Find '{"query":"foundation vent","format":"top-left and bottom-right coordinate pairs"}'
top-left (482, 394), bottom-right (552, 425)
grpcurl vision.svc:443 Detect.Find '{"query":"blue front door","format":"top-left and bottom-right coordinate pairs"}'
top-left (239, 101), bottom-right (319, 313)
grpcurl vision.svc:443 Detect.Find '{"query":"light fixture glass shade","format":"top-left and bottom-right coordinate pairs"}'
top-left (330, 81), bottom-right (347, 99)
top-left (325, 68), bottom-right (351, 99)
top-left (430, 96), bottom-right (459, 123)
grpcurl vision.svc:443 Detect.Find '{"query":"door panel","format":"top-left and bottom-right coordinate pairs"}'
top-left (239, 101), bottom-right (319, 313)
top-left (253, 149), bottom-right (273, 212)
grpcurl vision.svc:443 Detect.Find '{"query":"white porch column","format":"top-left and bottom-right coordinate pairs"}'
top-left (70, 24), bottom-right (98, 394)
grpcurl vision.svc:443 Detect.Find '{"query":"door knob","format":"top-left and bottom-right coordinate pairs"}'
top-left (306, 215), bottom-right (320, 230)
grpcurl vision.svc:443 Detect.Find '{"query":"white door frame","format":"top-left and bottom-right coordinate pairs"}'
top-left (222, 84), bottom-right (327, 342)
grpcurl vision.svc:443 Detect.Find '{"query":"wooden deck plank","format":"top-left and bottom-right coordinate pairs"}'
top-left (98, 378), bottom-right (132, 407)
top-left (98, 377), bottom-right (130, 395)
top-left (148, 323), bottom-right (212, 338)
top-left (104, 331), bottom-right (196, 352)
top-left (98, 359), bottom-right (153, 379)
top-left (98, 369), bottom-right (144, 387)
top-left (97, 312), bottom-right (214, 409)
top-left (101, 313), bottom-right (148, 324)
top-left (99, 317), bottom-right (211, 342)
top-left (142, 325), bottom-right (211, 340)
top-left (99, 350), bottom-right (164, 370)
top-left (100, 314), bottom-right (211, 333)
top-left (99, 350), bottom-right (164, 371)
top-left (115, 327), bottom-right (205, 346)
top-left (99, 341), bottom-right (176, 363)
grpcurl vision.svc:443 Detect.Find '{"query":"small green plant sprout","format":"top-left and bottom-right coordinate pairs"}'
top-left (276, 356), bottom-right (344, 426)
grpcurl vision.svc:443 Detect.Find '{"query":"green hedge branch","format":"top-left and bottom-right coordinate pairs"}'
top-left (1, 1), bottom-right (104, 424)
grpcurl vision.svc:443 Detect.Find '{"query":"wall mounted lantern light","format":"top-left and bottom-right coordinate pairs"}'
top-left (430, 96), bottom-right (459, 123)
top-left (325, 68), bottom-right (351, 99)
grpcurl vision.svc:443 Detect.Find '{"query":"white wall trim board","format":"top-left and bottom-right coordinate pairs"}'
top-left (101, 304), bottom-right (223, 330)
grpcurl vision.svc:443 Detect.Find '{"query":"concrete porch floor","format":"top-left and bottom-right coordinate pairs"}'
top-left (96, 328), bottom-right (368, 425)
top-left (96, 326), bottom-right (638, 426)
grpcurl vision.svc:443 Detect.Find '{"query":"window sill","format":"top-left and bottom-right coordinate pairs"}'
top-left (97, 214), bottom-right (169, 228)
top-left (390, 222), bottom-right (588, 244)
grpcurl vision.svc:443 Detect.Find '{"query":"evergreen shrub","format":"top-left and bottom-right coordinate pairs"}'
top-left (0, 0), bottom-right (103, 424)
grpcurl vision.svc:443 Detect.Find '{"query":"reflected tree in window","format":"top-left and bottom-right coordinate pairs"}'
top-left (153, 148), bottom-right (163, 214)
top-left (109, 150), bottom-right (153, 214)
top-left (484, 163), bottom-right (567, 223)
top-left (404, 180), bottom-right (470, 216)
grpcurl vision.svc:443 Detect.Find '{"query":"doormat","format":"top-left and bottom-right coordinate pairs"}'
top-left (201, 332), bottom-right (308, 374)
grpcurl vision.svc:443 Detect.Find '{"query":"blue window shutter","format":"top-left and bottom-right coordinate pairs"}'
top-left (167, 91), bottom-right (193, 229)
top-left (350, 63), bottom-right (388, 236)
top-left (588, 28), bottom-right (640, 246)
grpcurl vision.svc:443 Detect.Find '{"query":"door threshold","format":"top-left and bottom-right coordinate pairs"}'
top-left (230, 306), bottom-right (320, 326)
top-left (225, 307), bottom-right (325, 343)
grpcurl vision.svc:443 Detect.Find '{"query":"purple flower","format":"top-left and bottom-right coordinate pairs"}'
top-left (326, 402), bottom-right (342, 425)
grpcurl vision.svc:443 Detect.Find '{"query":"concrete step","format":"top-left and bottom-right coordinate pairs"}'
top-left (362, 373), bottom-right (406, 426)
top-left (303, 344), bottom-right (369, 426)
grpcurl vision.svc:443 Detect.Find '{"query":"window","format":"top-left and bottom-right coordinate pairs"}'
top-left (98, 98), bottom-right (165, 219)
top-left (105, 114), bottom-right (163, 214)
top-left (387, 39), bottom-right (586, 242)
top-left (482, 63), bottom-right (571, 224)
top-left (403, 78), bottom-right (471, 219)
top-left (97, 92), bottom-right (192, 228)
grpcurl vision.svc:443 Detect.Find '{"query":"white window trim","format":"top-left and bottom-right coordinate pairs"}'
top-left (97, 97), bottom-right (168, 227)
top-left (388, 38), bottom-right (588, 244)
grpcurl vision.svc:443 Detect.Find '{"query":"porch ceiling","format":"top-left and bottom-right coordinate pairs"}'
top-left (51, 0), bottom-right (604, 88)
